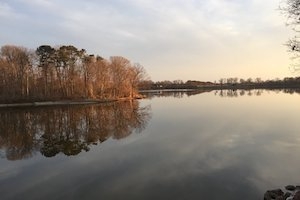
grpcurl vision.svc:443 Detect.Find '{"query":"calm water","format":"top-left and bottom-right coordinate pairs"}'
top-left (1, 90), bottom-right (300, 200)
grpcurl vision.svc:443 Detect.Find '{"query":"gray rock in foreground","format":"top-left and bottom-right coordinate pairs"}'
top-left (264, 185), bottom-right (300, 200)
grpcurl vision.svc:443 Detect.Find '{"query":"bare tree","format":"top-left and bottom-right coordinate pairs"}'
top-left (0, 44), bottom-right (150, 103)
top-left (128, 63), bottom-right (149, 98)
top-left (255, 77), bottom-right (262, 83)
top-left (281, 0), bottom-right (300, 70)
top-left (109, 56), bottom-right (131, 98)
top-left (0, 45), bottom-right (32, 100)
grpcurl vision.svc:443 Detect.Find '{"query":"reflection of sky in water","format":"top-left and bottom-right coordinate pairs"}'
top-left (1, 91), bottom-right (300, 199)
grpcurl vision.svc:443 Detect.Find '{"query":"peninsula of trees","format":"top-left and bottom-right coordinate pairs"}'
top-left (0, 44), bottom-right (148, 103)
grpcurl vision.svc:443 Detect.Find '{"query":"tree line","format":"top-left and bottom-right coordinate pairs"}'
top-left (140, 77), bottom-right (300, 90)
top-left (0, 44), bottom-right (149, 103)
top-left (216, 77), bottom-right (300, 89)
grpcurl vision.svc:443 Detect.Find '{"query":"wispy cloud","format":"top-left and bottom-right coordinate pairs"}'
top-left (0, 0), bottom-right (292, 81)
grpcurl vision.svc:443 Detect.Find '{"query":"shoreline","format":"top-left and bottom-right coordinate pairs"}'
top-left (0, 99), bottom-right (118, 108)
top-left (0, 94), bottom-right (146, 108)
top-left (1, 86), bottom-right (298, 108)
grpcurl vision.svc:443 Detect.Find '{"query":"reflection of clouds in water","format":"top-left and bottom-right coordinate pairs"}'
top-left (0, 165), bottom-right (21, 181)
top-left (91, 135), bottom-right (260, 199)
top-left (212, 125), bottom-right (300, 189)
top-left (218, 134), bottom-right (240, 148)
top-left (139, 91), bottom-right (300, 196)
top-left (253, 136), bottom-right (300, 187)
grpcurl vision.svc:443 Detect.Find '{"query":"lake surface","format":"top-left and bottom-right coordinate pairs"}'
top-left (1, 89), bottom-right (300, 200)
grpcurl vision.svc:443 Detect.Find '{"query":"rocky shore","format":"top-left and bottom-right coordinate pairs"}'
top-left (264, 185), bottom-right (300, 200)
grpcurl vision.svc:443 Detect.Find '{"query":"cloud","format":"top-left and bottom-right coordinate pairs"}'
top-left (0, 2), bottom-right (13, 17)
top-left (19, 0), bottom-right (53, 8)
top-left (0, 0), bottom-right (291, 81)
top-left (3, 0), bottom-right (276, 50)
top-left (0, 2), bottom-right (22, 18)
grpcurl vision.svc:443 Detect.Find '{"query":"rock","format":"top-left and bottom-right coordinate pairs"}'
top-left (284, 192), bottom-right (292, 199)
top-left (264, 191), bottom-right (272, 200)
top-left (286, 185), bottom-right (296, 191)
top-left (264, 191), bottom-right (274, 200)
top-left (272, 189), bottom-right (284, 197)
top-left (264, 189), bottom-right (284, 200)
top-left (275, 197), bottom-right (284, 200)
top-left (293, 191), bottom-right (300, 200)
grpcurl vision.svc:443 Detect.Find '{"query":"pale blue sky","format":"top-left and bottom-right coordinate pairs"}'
top-left (0, 0), bottom-right (295, 81)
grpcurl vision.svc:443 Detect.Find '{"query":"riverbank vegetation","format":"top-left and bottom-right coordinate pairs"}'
top-left (0, 44), bottom-right (149, 103)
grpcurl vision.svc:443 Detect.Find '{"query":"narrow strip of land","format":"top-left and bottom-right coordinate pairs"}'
top-left (0, 99), bottom-right (115, 108)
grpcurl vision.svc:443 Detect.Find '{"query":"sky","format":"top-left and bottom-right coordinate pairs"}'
top-left (0, 0), bottom-right (296, 82)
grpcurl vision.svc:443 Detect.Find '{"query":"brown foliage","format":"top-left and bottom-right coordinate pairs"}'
top-left (0, 44), bottom-right (149, 103)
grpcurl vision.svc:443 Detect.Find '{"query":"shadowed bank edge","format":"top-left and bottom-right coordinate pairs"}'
top-left (0, 94), bottom-right (146, 108)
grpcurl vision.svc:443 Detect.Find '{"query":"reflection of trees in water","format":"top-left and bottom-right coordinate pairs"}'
top-left (142, 90), bottom-right (212, 98)
top-left (142, 90), bottom-right (186, 98)
top-left (215, 89), bottom-right (300, 97)
top-left (143, 88), bottom-right (300, 99)
top-left (0, 101), bottom-right (151, 160)
top-left (216, 89), bottom-right (263, 97)
top-left (283, 88), bottom-right (300, 94)
top-left (0, 111), bottom-right (40, 160)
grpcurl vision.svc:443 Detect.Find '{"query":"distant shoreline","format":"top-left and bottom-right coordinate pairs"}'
top-left (141, 85), bottom-right (300, 91)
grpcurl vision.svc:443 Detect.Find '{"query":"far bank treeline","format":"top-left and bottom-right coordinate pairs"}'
top-left (145, 77), bottom-right (300, 90)
top-left (0, 44), bottom-right (149, 103)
